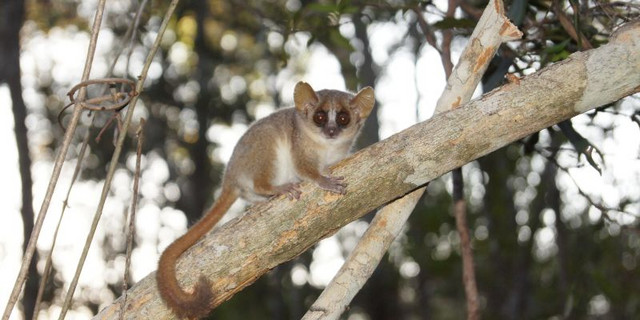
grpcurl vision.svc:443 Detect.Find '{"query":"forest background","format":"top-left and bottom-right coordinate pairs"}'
top-left (0, 0), bottom-right (639, 319)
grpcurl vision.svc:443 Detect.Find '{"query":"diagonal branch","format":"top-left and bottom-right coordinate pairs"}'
top-left (303, 0), bottom-right (519, 318)
top-left (94, 20), bottom-right (640, 320)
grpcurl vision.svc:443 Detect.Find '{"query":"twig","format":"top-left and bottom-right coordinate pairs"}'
top-left (120, 119), bottom-right (145, 320)
top-left (125, 0), bottom-right (149, 78)
top-left (446, 1), bottom-right (479, 315)
top-left (39, 7), bottom-right (145, 316)
top-left (538, 146), bottom-right (639, 221)
top-left (33, 115), bottom-right (95, 320)
top-left (412, 5), bottom-right (442, 55)
top-left (1, 0), bottom-right (107, 318)
top-left (418, 0), bottom-right (481, 316)
top-left (58, 78), bottom-right (136, 132)
top-left (454, 192), bottom-right (480, 320)
top-left (552, 0), bottom-right (594, 50)
top-left (66, 78), bottom-right (136, 111)
top-left (95, 112), bottom-right (123, 144)
top-left (105, 0), bottom-right (148, 79)
top-left (58, 0), bottom-right (181, 318)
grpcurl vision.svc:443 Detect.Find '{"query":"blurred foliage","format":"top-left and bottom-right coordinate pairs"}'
top-left (14, 0), bottom-right (640, 319)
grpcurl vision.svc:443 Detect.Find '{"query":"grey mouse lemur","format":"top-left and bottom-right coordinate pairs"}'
top-left (156, 81), bottom-right (375, 318)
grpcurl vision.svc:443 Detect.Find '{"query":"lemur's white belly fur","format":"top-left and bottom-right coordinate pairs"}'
top-left (272, 138), bottom-right (299, 186)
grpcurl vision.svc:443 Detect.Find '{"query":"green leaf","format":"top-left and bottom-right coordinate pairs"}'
top-left (549, 50), bottom-right (570, 62)
top-left (306, 3), bottom-right (339, 13)
top-left (337, 0), bottom-right (352, 11)
top-left (340, 5), bottom-right (360, 15)
top-left (329, 28), bottom-right (353, 51)
top-left (545, 38), bottom-right (571, 54)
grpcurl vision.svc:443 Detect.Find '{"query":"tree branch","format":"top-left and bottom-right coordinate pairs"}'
top-left (94, 19), bottom-right (640, 320)
top-left (303, 0), bottom-right (517, 318)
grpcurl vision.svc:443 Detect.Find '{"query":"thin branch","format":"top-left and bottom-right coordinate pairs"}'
top-left (302, 1), bottom-right (521, 318)
top-left (441, 0), bottom-right (456, 77)
top-left (538, 146), bottom-right (639, 221)
top-left (412, 5), bottom-right (442, 55)
top-left (454, 193), bottom-right (480, 319)
top-left (58, 81), bottom-right (136, 318)
top-left (553, 0), bottom-right (594, 50)
top-left (1, 0), bottom-right (107, 318)
top-left (39, 7), bottom-right (144, 315)
top-left (441, 0), bottom-right (480, 318)
top-left (125, 0), bottom-right (150, 77)
top-left (58, 0), bottom-right (180, 318)
top-left (66, 78), bottom-right (136, 112)
top-left (120, 119), bottom-right (145, 320)
top-left (103, 0), bottom-right (149, 80)
top-left (33, 115), bottom-right (95, 320)
top-left (301, 188), bottom-right (426, 320)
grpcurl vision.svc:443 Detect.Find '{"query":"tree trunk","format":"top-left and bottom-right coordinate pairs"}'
top-left (0, 0), bottom-right (39, 319)
top-left (353, 13), bottom-right (380, 149)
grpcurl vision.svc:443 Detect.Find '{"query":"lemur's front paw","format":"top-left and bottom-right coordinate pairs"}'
top-left (318, 175), bottom-right (346, 195)
top-left (274, 183), bottom-right (302, 200)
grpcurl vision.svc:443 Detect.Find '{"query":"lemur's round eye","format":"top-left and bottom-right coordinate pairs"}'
top-left (337, 112), bottom-right (350, 127)
top-left (313, 111), bottom-right (327, 126)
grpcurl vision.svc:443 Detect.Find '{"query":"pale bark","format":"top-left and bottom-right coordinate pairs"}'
top-left (435, 0), bottom-right (522, 113)
top-left (302, 0), bottom-right (521, 318)
top-left (94, 20), bottom-right (640, 320)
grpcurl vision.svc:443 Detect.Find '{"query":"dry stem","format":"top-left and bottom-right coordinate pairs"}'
top-left (1, 0), bottom-right (108, 318)
top-left (120, 119), bottom-right (146, 320)
top-left (58, 1), bottom-right (181, 318)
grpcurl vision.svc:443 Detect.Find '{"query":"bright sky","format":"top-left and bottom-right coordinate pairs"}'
top-left (1, 6), bottom-right (639, 320)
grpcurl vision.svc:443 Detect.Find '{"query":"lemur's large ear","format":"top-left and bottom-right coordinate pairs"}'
top-left (294, 81), bottom-right (319, 113)
top-left (350, 87), bottom-right (375, 119)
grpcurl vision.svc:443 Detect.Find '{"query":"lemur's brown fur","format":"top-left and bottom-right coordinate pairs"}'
top-left (156, 82), bottom-right (375, 318)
